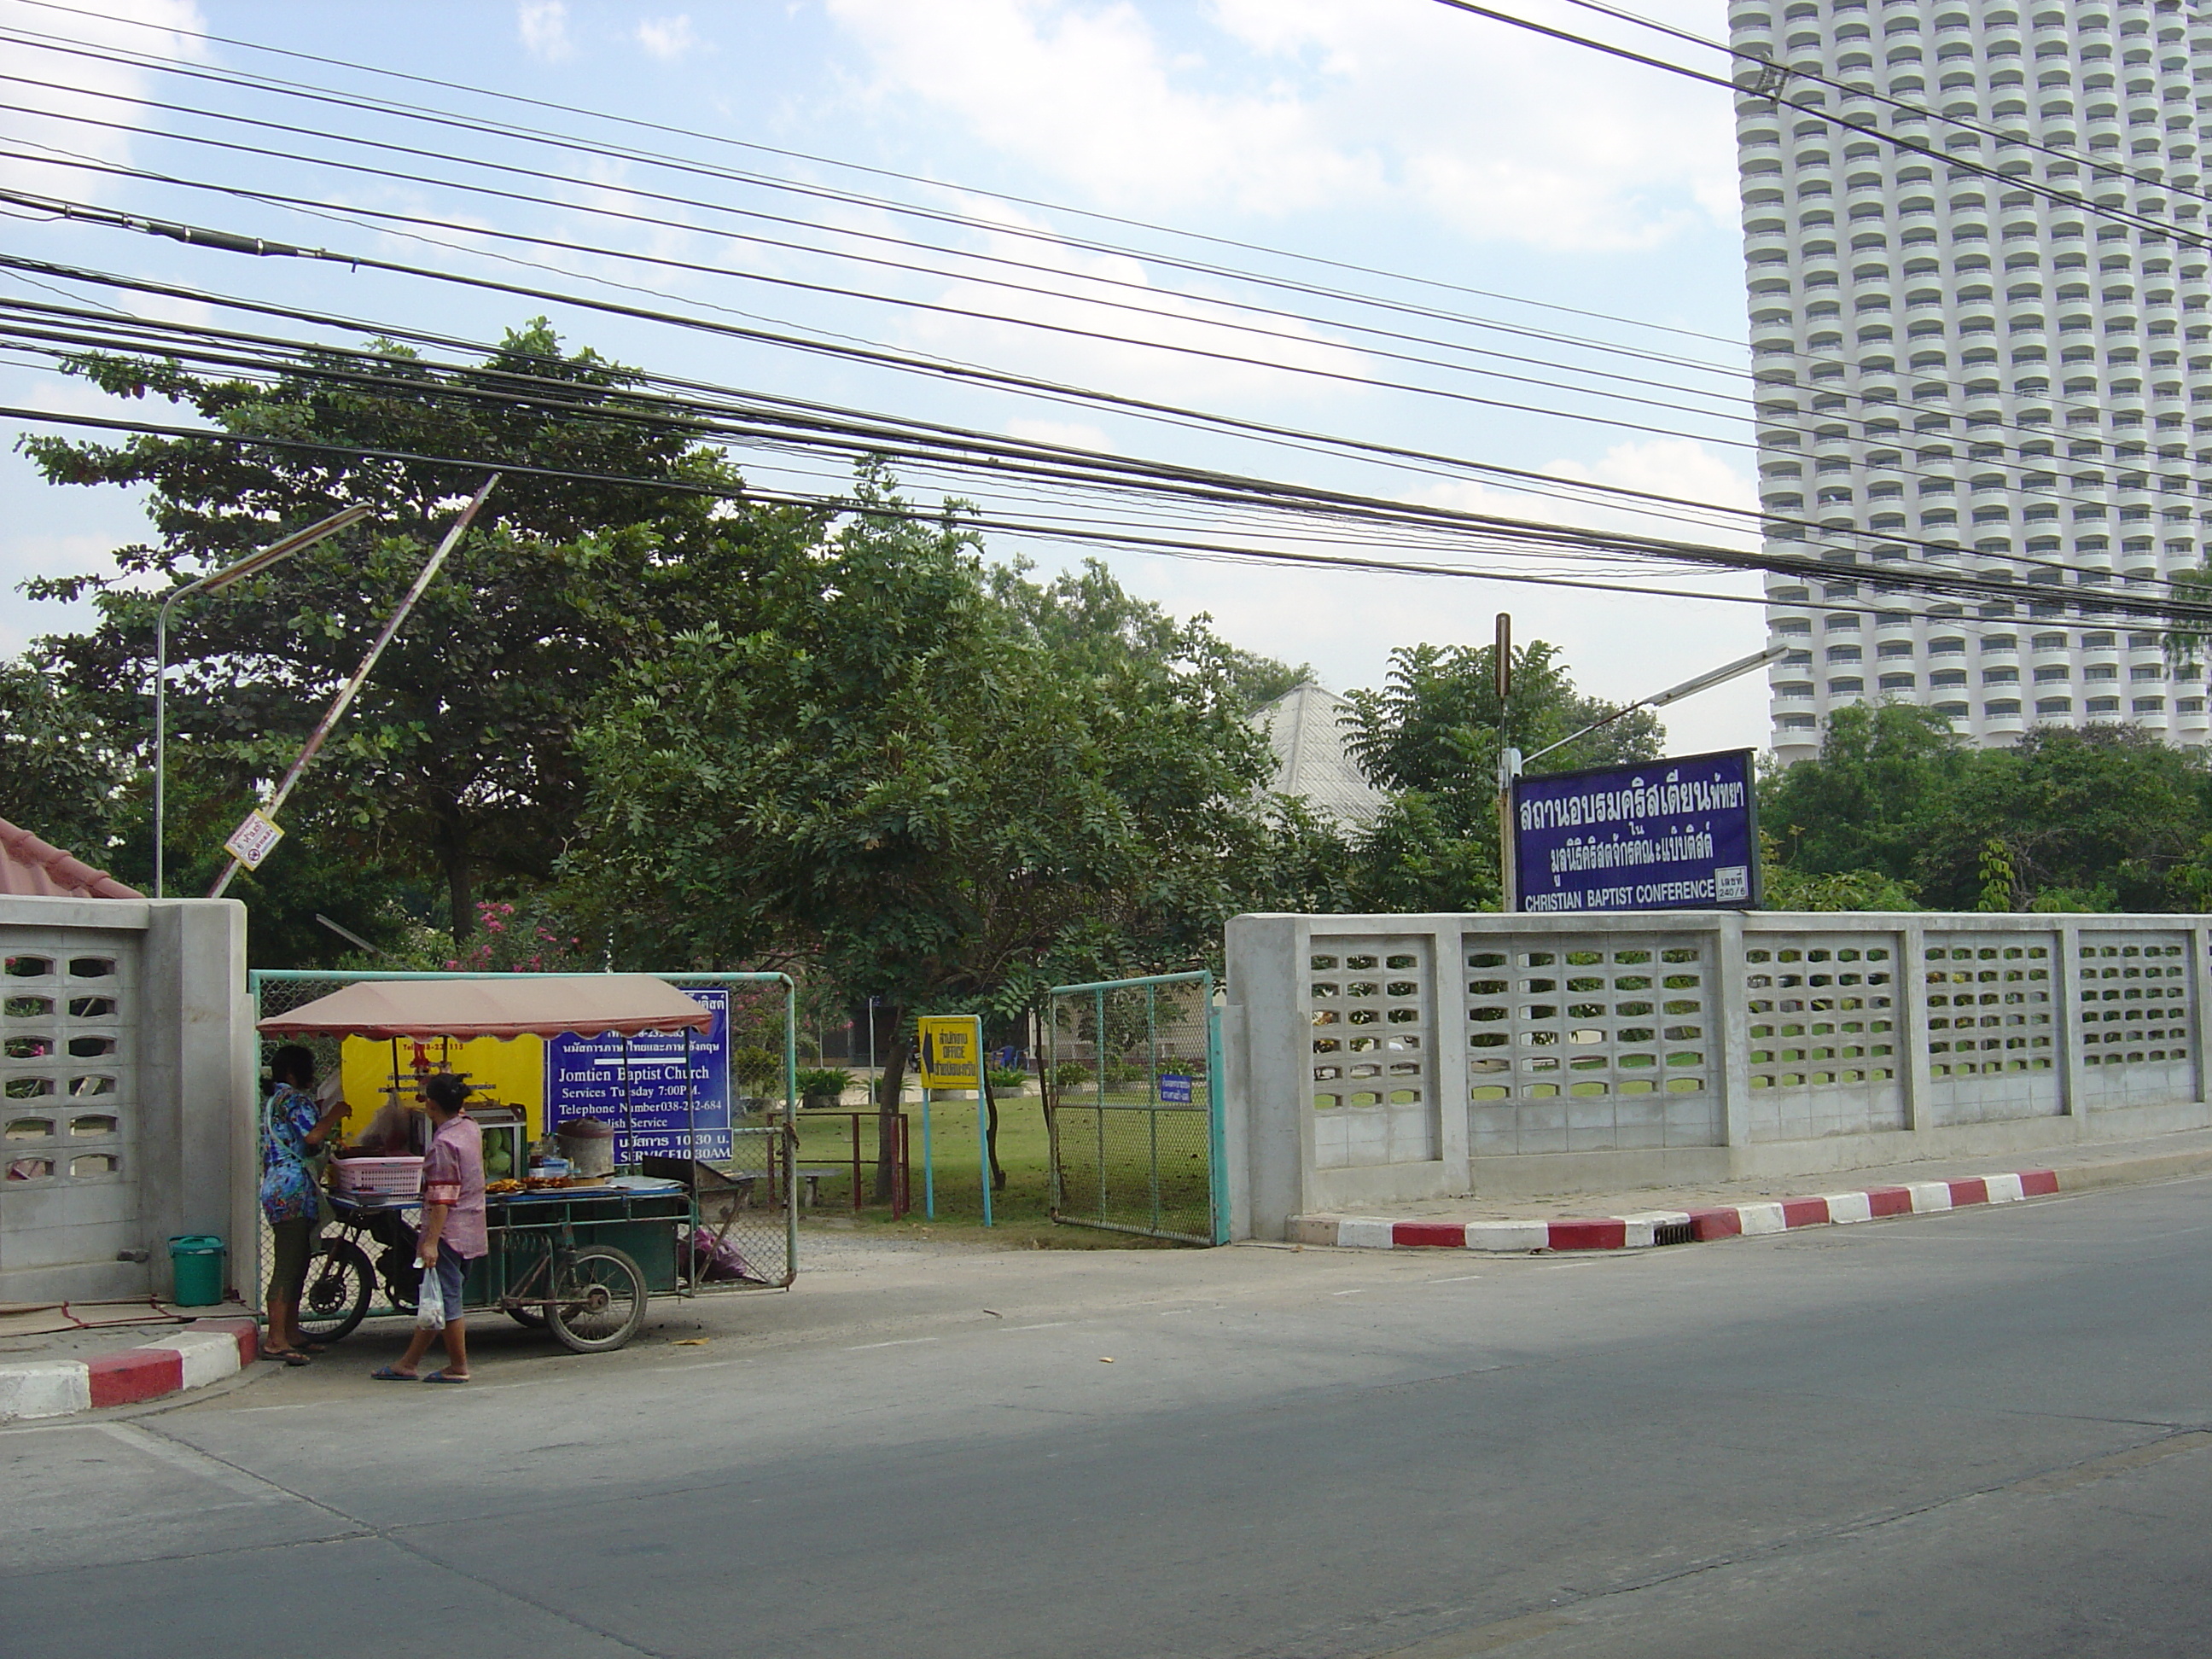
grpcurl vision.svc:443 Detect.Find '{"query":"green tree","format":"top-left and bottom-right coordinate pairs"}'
top-left (1759, 703), bottom-right (1964, 882)
top-left (1910, 725), bottom-right (2207, 911)
top-left (1333, 639), bottom-right (1665, 910)
top-left (562, 471), bottom-right (1278, 1195)
top-left (1762, 710), bottom-right (2212, 912)
top-left (0, 661), bottom-right (130, 864)
top-left (20, 321), bottom-right (803, 934)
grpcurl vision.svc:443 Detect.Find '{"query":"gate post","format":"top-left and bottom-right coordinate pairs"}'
top-left (1226, 914), bottom-right (1306, 1240)
top-left (1207, 993), bottom-right (1229, 1244)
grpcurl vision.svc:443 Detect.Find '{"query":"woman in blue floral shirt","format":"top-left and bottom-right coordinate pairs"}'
top-left (260, 1045), bottom-right (346, 1364)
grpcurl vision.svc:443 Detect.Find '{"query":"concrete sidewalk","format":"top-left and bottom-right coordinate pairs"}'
top-left (1290, 1124), bottom-right (2212, 1252)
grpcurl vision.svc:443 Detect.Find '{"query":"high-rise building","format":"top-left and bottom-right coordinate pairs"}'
top-left (1734, 0), bottom-right (2212, 763)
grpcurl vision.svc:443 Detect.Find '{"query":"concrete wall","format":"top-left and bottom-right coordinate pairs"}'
top-left (1225, 910), bottom-right (2212, 1237)
top-left (2, 894), bottom-right (252, 1302)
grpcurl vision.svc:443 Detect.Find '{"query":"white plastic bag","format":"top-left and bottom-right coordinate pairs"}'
top-left (414, 1259), bottom-right (446, 1330)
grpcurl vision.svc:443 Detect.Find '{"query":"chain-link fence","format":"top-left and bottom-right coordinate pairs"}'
top-left (1045, 972), bottom-right (1225, 1245)
top-left (248, 970), bottom-right (795, 1324)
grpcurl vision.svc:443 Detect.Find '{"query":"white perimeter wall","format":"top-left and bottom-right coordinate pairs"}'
top-left (1224, 910), bottom-right (2212, 1238)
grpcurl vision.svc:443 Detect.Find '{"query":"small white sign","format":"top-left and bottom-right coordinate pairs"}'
top-left (222, 808), bottom-right (285, 870)
top-left (1714, 864), bottom-right (1750, 903)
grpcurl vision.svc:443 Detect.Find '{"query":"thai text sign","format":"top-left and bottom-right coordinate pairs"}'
top-left (917, 1016), bottom-right (980, 1089)
top-left (544, 985), bottom-right (730, 1159)
top-left (1512, 748), bottom-right (1759, 913)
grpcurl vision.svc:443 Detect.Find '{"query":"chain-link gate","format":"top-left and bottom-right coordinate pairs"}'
top-left (1045, 972), bottom-right (1226, 1245)
top-left (247, 970), bottom-right (797, 1322)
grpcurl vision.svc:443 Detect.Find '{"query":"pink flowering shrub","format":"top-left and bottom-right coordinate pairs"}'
top-left (443, 899), bottom-right (594, 973)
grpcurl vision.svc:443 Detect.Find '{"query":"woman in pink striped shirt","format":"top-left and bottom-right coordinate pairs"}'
top-left (371, 1073), bottom-right (486, 1383)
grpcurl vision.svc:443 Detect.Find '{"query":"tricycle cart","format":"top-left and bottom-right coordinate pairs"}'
top-left (253, 971), bottom-right (799, 1354)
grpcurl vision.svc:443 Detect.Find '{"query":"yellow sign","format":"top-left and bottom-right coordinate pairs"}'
top-left (338, 1033), bottom-right (547, 1140)
top-left (917, 1016), bottom-right (980, 1089)
top-left (223, 808), bottom-right (285, 870)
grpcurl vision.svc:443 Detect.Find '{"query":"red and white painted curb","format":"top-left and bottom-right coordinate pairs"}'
top-left (1293, 1169), bottom-right (2064, 1254)
top-left (0, 1319), bottom-right (259, 1423)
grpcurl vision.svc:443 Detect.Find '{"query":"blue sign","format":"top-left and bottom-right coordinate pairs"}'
top-left (1512, 748), bottom-right (1760, 914)
top-left (544, 985), bottom-right (730, 1160)
top-left (1158, 1074), bottom-right (1192, 1104)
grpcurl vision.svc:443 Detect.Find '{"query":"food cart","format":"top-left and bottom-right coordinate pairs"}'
top-left (256, 973), bottom-right (795, 1354)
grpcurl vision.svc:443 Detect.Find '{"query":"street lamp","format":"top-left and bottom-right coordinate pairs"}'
top-left (1496, 642), bottom-right (1793, 911)
top-left (152, 504), bottom-right (372, 897)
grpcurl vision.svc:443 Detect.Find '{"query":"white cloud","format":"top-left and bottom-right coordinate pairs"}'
top-left (823, 0), bottom-right (1734, 252)
top-left (898, 200), bottom-right (1376, 410)
top-left (0, 0), bottom-right (205, 201)
top-left (636, 14), bottom-right (704, 61)
top-left (517, 0), bottom-right (575, 62)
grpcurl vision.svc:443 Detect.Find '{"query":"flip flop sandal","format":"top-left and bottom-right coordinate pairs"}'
top-left (370, 1365), bottom-right (418, 1381)
top-left (422, 1370), bottom-right (471, 1384)
top-left (265, 1349), bottom-right (311, 1368)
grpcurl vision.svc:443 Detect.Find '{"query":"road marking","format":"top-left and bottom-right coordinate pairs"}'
top-left (1006, 1321), bottom-right (1073, 1330)
top-left (85, 1421), bottom-right (293, 1504)
top-left (1332, 1288), bottom-right (1368, 1295)
top-left (1426, 1274), bottom-right (1484, 1284)
top-left (844, 1336), bottom-right (940, 1351)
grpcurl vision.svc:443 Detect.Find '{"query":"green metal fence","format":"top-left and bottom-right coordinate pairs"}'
top-left (1045, 971), bottom-right (1226, 1245)
top-left (247, 969), bottom-right (798, 1314)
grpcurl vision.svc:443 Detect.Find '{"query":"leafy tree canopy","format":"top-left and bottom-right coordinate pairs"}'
top-left (562, 474), bottom-right (1278, 1015)
top-left (1329, 638), bottom-right (1666, 911)
top-left (17, 320), bottom-right (810, 935)
top-left (1762, 705), bottom-right (2212, 912)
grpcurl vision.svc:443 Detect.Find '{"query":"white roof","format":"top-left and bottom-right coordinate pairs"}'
top-left (1249, 684), bottom-right (1388, 828)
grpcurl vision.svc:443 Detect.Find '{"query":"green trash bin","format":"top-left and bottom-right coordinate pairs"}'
top-left (167, 1235), bottom-right (226, 1307)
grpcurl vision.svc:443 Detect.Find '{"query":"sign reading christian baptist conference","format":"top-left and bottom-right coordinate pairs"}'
top-left (1511, 748), bottom-right (1761, 914)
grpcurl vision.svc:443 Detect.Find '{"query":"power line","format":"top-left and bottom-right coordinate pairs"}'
top-left (1557, 0), bottom-right (2212, 221)
top-left (6, 323), bottom-right (2203, 629)
top-left (0, 0), bottom-right (1743, 352)
top-left (9, 160), bottom-right (2192, 566)
top-left (0, 146), bottom-right (1758, 454)
top-left (0, 32), bottom-right (2180, 458)
top-left (1432, 0), bottom-right (2212, 263)
top-left (0, 72), bottom-right (1767, 423)
top-left (6, 244), bottom-right (2189, 602)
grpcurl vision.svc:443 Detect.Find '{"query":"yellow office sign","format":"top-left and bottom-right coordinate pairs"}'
top-left (917, 1016), bottom-right (980, 1089)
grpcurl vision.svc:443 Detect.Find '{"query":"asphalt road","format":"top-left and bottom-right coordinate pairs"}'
top-left (9, 1181), bottom-right (2212, 1659)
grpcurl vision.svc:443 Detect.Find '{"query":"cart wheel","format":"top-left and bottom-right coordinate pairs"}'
top-left (298, 1238), bottom-right (374, 1344)
top-left (504, 1304), bottom-right (550, 1330)
top-left (547, 1245), bottom-right (649, 1353)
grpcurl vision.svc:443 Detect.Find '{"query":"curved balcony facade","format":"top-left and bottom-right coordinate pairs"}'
top-left (1743, 0), bottom-right (2212, 764)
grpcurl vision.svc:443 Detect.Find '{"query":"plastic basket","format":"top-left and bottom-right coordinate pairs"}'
top-left (332, 1155), bottom-right (424, 1196)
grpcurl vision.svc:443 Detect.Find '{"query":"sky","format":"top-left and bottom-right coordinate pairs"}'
top-left (0, 0), bottom-right (1768, 752)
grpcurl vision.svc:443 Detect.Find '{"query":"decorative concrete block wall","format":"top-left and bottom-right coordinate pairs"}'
top-left (2, 895), bottom-right (252, 1302)
top-left (1224, 911), bottom-right (2212, 1238)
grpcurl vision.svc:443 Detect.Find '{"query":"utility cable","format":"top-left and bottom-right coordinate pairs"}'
top-left (0, 0), bottom-right (1743, 352)
top-left (2, 252), bottom-right (2186, 602)
top-left (0, 39), bottom-right (2180, 457)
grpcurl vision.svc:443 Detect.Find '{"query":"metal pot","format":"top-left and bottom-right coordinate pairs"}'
top-left (556, 1118), bottom-right (617, 1178)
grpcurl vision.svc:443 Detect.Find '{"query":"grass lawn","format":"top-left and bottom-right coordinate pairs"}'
top-left (787, 1091), bottom-right (1206, 1249)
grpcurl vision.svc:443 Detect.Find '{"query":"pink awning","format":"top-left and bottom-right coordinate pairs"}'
top-left (256, 975), bottom-right (713, 1040)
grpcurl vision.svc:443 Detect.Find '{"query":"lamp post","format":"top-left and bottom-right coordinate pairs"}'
top-left (1496, 642), bottom-right (1792, 913)
top-left (206, 476), bottom-right (497, 899)
top-left (152, 504), bottom-right (372, 898)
